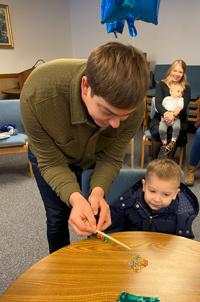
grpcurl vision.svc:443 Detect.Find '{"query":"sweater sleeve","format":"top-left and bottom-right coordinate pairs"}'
top-left (20, 98), bottom-right (81, 206)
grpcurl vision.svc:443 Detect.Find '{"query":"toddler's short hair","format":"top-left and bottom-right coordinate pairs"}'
top-left (145, 159), bottom-right (181, 186)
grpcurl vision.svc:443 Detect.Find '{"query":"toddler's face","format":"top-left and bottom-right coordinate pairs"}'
top-left (81, 76), bottom-right (135, 128)
top-left (170, 85), bottom-right (183, 98)
top-left (142, 174), bottom-right (180, 210)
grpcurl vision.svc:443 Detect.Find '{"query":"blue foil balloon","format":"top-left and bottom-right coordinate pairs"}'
top-left (107, 20), bottom-right (125, 34)
top-left (101, 0), bottom-right (136, 24)
top-left (101, 0), bottom-right (160, 37)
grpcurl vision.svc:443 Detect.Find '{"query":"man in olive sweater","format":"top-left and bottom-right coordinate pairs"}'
top-left (20, 42), bottom-right (149, 253)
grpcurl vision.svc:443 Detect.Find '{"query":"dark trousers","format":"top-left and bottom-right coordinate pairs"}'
top-left (28, 150), bottom-right (83, 253)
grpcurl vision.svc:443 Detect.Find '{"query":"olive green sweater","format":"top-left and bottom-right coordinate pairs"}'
top-left (20, 59), bottom-right (144, 205)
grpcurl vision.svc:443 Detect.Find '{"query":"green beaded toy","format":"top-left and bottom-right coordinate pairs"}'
top-left (116, 291), bottom-right (160, 302)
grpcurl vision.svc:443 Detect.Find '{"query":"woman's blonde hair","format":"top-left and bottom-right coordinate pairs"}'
top-left (163, 59), bottom-right (188, 90)
top-left (145, 159), bottom-right (182, 187)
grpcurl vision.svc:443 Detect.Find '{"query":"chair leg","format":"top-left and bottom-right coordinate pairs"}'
top-left (179, 146), bottom-right (186, 168)
top-left (28, 160), bottom-right (34, 177)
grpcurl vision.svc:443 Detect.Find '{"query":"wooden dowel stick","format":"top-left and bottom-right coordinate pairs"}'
top-left (96, 230), bottom-right (131, 250)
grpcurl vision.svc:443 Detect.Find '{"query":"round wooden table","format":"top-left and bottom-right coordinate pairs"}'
top-left (1, 232), bottom-right (200, 301)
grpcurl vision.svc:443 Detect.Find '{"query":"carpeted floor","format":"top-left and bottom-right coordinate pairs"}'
top-left (0, 129), bottom-right (200, 295)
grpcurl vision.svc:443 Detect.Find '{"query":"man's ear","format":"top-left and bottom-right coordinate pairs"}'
top-left (81, 76), bottom-right (89, 97)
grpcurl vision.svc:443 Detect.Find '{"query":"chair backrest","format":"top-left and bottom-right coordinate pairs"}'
top-left (0, 99), bottom-right (24, 133)
top-left (185, 66), bottom-right (200, 99)
top-left (81, 168), bottom-right (146, 205)
top-left (154, 64), bottom-right (170, 84)
top-left (187, 100), bottom-right (200, 122)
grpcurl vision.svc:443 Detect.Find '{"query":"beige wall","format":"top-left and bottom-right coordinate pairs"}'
top-left (135, 0), bottom-right (200, 66)
top-left (1, 0), bottom-right (200, 73)
top-left (1, 0), bottom-right (71, 73)
top-left (68, 0), bottom-right (135, 59)
top-left (69, 0), bottom-right (200, 67)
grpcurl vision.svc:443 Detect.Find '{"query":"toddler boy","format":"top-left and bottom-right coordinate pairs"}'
top-left (108, 159), bottom-right (199, 238)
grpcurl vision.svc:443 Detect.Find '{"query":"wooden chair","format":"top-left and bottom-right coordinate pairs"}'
top-left (0, 60), bottom-right (44, 99)
top-left (140, 97), bottom-right (197, 168)
top-left (18, 67), bottom-right (35, 90)
top-left (187, 99), bottom-right (200, 122)
top-left (0, 68), bottom-right (34, 99)
top-left (0, 99), bottom-right (33, 176)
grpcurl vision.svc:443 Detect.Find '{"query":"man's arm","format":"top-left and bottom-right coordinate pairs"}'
top-left (20, 99), bottom-right (81, 205)
top-left (21, 98), bottom-right (108, 235)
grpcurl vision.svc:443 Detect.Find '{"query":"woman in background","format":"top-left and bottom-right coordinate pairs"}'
top-left (149, 59), bottom-right (191, 159)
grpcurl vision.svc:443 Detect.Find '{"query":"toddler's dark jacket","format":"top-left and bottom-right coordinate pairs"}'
top-left (108, 179), bottom-right (199, 239)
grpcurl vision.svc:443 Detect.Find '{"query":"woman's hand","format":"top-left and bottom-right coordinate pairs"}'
top-left (163, 111), bottom-right (175, 125)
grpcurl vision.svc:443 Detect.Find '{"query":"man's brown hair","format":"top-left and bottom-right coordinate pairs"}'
top-left (85, 42), bottom-right (149, 109)
top-left (145, 159), bottom-right (182, 187)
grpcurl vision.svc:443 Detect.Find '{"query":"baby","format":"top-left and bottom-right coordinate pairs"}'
top-left (159, 83), bottom-right (184, 156)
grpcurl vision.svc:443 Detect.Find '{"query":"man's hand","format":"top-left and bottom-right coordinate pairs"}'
top-left (68, 192), bottom-right (97, 236)
top-left (88, 187), bottom-right (111, 231)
